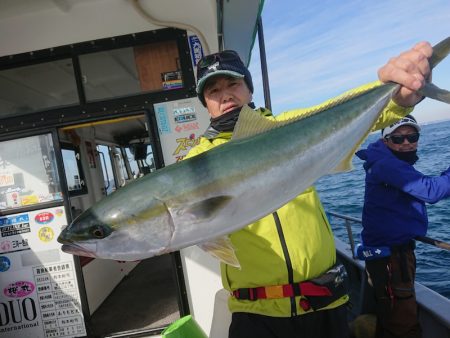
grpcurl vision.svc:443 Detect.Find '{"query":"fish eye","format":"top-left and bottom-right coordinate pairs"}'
top-left (90, 225), bottom-right (110, 239)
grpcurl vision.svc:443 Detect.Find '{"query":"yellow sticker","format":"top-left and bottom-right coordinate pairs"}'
top-left (38, 227), bottom-right (54, 242)
top-left (21, 195), bottom-right (39, 205)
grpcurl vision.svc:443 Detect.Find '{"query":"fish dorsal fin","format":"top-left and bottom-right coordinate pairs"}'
top-left (232, 84), bottom-right (389, 141)
top-left (232, 105), bottom-right (300, 140)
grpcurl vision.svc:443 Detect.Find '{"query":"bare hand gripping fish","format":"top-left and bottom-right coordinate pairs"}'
top-left (58, 37), bottom-right (450, 265)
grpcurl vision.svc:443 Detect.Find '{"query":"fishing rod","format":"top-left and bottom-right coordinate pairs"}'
top-left (415, 236), bottom-right (450, 251)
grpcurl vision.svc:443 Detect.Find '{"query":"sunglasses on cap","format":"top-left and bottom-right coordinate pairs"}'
top-left (386, 133), bottom-right (420, 144)
top-left (197, 50), bottom-right (242, 70)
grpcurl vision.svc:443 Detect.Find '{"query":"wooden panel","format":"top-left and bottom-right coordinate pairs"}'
top-left (134, 41), bottom-right (182, 92)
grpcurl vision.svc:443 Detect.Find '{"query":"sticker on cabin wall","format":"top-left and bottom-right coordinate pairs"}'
top-left (4, 280), bottom-right (35, 297)
top-left (33, 261), bottom-right (87, 337)
top-left (0, 173), bottom-right (15, 187)
top-left (35, 212), bottom-right (54, 225)
top-left (55, 209), bottom-right (64, 217)
top-left (0, 240), bottom-right (11, 252)
top-left (21, 195), bottom-right (39, 206)
top-left (155, 105), bottom-right (172, 134)
top-left (173, 106), bottom-right (197, 124)
top-left (0, 214), bottom-right (31, 237)
top-left (38, 193), bottom-right (56, 203)
top-left (175, 122), bottom-right (200, 133)
top-left (173, 134), bottom-right (200, 160)
top-left (0, 255), bottom-right (11, 272)
top-left (189, 35), bottom-right (204, 66)
top-left (38, 227), bottom-right (54, 242)
top-left (0, 214), bottom-right (29, 226)
top-left (0, 238), bottom-right (29, 254)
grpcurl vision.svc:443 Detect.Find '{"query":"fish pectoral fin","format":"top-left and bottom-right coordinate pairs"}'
top-left (175, 196), bottom-right (233, 222)
top-left (419, 83), bottom-right (450, 104)
top-left (331, 152), bottom-right (354, 173)
top-left (331, 129), bottom-right (372, 174)
top-left (197, 235), bottom-right (241, 268)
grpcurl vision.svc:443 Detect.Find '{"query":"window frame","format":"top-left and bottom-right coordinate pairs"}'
top-left (61, 143), bottom-right (88, 197)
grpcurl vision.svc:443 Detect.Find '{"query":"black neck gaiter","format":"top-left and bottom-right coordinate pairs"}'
top-left (209, 107), bottom-right (241, 132)
top-left (389, 149), bottom-right (419, 165)
top-left (209, 102), bottom-right (256, 132)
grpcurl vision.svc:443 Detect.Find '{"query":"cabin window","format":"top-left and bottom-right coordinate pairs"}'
top-left (125, 144), bottom-right (156, 177)
top-left (61, 144), bottom-right (88, 197)
top-left (0, 59), bottom-right (78, 118)
top-left (0, 134), bottom-right (63, 211)
top-left (116, 148), bottom-right (130, 182)
top-left (79, 40), bottom-right (183, 102)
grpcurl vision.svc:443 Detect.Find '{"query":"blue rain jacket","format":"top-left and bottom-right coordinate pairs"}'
top-left (356, 139), bottom-right (450, 247)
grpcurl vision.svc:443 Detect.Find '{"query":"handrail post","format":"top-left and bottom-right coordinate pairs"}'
top-left (257, 16), bottom-right (272, 111)
top-left (345, 219), bottom-right (356, 259)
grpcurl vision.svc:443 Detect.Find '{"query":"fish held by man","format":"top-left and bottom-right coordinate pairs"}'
top-left (58, 37), bottom-right (450, 264)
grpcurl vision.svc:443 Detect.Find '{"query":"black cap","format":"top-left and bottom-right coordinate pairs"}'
top-left (196, 50), bottom-right (253, 106)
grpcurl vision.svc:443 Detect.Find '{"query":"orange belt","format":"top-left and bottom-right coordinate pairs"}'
top-left (232, 282), bottom-right (332, 301)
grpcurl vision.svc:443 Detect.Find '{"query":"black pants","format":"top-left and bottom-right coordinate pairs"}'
top-left (228, 305), bottom-right (349, 338)
top-left (365, 249), bottom-right (421, 338)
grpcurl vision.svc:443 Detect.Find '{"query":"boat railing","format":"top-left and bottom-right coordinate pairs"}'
top-left (326, 210), bottom-right (359, 258)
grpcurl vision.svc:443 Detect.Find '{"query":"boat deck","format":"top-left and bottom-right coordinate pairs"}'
top-left (88, 254), bottom-right (179, 337)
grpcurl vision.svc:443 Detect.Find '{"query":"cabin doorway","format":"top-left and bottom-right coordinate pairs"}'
top-left (57, 113), bottom-right (181, 336)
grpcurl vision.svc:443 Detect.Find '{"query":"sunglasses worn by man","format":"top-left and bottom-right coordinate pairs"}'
top-left (197, 50), bottom-right (241, 70)
top-left (386, 132), bottom-right (420, 144)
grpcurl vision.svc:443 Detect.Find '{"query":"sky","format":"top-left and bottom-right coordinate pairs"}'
top-left (248, 0), bottom-right (450, 124)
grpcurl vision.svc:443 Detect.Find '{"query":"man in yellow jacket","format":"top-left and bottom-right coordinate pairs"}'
top-left (185, 43), bottom-right (432, 338)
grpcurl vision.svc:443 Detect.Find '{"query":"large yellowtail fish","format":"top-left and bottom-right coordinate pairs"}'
top-left (58, 37), bottom-right (450, 265)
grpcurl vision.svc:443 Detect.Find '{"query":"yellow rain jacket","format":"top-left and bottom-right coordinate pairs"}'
top-left (185, 81), bottom-right (412, 317)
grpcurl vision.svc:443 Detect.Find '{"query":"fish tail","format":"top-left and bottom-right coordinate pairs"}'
top-left (429, 36), bottom-right (450, 69)
top-left (418, 37), bottom-right (450, 104)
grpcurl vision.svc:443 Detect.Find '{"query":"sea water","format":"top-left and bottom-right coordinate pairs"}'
top-left (315, 119), bottom-right (450, 299)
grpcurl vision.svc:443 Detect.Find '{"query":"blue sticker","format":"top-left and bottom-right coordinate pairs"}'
top-left (0, 256), bottom-right (11, 272)
top-left (189, 35), bottom-right (204, 66)
top-left (155, 105), bottom-right (171, 134)
top-left (0, 214), bottom-right (29, 227)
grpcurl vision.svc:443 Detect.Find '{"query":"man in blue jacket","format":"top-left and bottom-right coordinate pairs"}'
top-left (356, 115), bottom-right (450, 338)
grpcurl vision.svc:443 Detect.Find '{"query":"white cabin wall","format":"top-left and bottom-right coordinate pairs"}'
top-left (180, 247), bottom-right (224, 335)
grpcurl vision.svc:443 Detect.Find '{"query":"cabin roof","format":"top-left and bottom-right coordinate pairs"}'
top-left (0, 0), bottom-right (263, 65)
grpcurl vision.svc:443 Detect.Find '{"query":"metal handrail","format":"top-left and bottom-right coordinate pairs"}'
top-left (327, 211), bottom-right (361, 259)
top-left (98, 150), bottom-right (110, 193)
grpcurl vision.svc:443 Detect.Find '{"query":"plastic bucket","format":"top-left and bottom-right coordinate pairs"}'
top-left (161, 315), bottom-right (208, 338)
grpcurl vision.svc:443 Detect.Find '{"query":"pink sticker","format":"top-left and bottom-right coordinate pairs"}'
top-left (4, 281), bottom-right (35, 298)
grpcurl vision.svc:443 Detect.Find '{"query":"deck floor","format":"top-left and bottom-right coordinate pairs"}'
top-left (88, 254), bottom-right (180, 337)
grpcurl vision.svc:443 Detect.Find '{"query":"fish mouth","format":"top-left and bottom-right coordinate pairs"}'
top-left (61, 243), bottom-right (97, 258)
